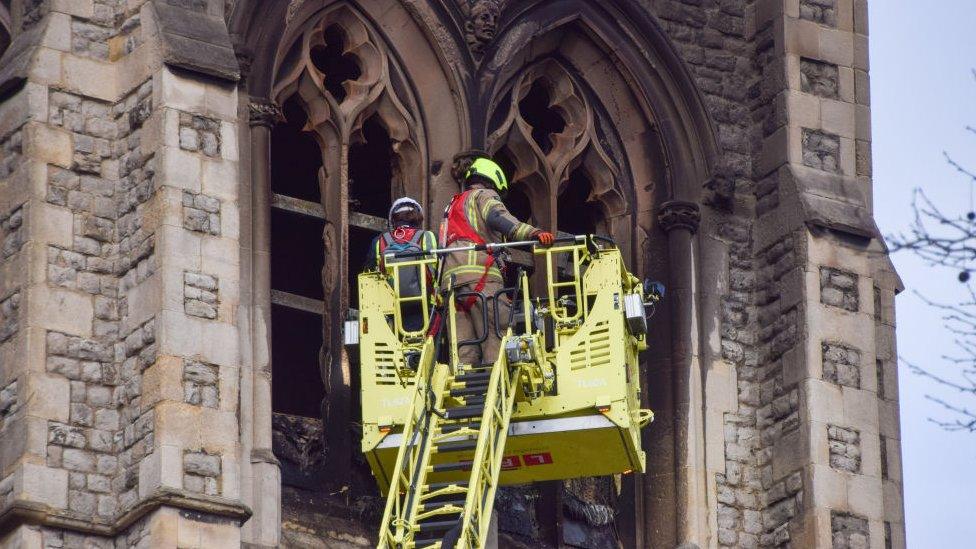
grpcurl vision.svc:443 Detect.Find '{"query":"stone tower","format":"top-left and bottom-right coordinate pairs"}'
top-left (0, 0), bottom-right (904, 547)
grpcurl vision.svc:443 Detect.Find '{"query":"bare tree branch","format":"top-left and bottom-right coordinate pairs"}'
top-left (888, 80), bottom-right (976, 431)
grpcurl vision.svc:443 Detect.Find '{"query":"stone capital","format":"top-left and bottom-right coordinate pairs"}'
top-left (657, 200), bottom-right (701, 234)
top-left (247, 100), bottom-right (284, 128)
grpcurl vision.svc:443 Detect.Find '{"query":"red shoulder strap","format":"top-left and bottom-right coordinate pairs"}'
top-left (444, 190), bottom-right (485, 246)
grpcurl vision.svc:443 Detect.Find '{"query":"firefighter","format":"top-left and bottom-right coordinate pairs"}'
top-left (440, 155), bottom-right (554, 366)
top-left (366, 197), bottom-right (437, 332)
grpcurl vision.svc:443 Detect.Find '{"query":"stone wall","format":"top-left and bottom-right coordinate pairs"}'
top-left (0, 0), bottom-right (904, 547)
top-left (0, 0), bottom-right (246, 546)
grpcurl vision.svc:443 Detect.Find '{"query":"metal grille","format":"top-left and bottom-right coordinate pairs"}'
top-left (373, 342), bottom-right (398, 385)
top-left (568, 320), bottom-right (611, 370)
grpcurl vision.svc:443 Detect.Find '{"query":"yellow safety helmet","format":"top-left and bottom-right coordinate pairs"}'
top-left (464, 157), bottom-right (508, 193)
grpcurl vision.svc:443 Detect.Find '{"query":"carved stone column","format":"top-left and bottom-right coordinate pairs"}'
top-left (657, 200), bottom-right (703, 547)
top-left (246, 98), bottom-right (284, 546)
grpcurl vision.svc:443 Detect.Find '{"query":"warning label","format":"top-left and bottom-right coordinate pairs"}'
top-left (522, 452), bottom-right (553, 466)
top-left (501, 456), bottom-right (521, 470)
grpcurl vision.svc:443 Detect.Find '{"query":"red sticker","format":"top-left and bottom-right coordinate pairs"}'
top-left (522, 452), bottom-right (553, 466)
top-left (500, 455), bottom-right (522, 470)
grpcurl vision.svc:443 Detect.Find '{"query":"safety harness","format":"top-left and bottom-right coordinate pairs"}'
top-left (377, 227), bottom-right (433, 298)
top-left (441, 190), bottom-right (497, 311)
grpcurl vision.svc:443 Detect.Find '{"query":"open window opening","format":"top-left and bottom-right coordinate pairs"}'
top-left (347, 113), bottom-right (394, 308)
top-left (309, 24), bottom-right (362, 104)
top-left (495, 150), bottom-right (533, 224)
top-left (518, 79), bottom-right (565, 154)
top-left (346, 117), bottom-right (394, 457)
top-left (270, 96), bottom-right (326, 421)
top-left (557, 168), bottom-right (602, 237)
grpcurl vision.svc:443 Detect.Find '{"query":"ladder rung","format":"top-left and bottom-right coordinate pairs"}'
top-left (435, 440), bottom-right (477, 453)
top-left (461, 395), bottom-right (486, 406)
top-left (416, 505), bottom-right (464, 521)
top-left (444, 405), bottom-right (484, 419)
top-left (425, 481), bottom-right (469, 492)
top-left (454, 371), bottom-right (490, 384)
top-left (431, 461), bottom-right (469, 473)
top-left (421, 498), bottom-right (466, 511)
top-left (422, 487), bottom-right (468, 503)
top-left (417, 519), bottom-right (461, 533)
top-left (441, 423), bottom-right (479, 434)
top-left (448, 384), bottom-right (487, 397)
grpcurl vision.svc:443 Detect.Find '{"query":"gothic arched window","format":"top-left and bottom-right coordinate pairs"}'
top-left (267, 3), bottom-right (426, 483)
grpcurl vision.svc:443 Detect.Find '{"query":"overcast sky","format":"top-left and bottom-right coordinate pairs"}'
top-left (869, 0), bottom-right (976, 544)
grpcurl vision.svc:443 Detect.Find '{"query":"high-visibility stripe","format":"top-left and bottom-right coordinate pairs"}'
top-left (481, 198), bottom-right (499, 219)
top-left (513, 224), bottom-right (534, 240)
top-left (443, 265), bottom-right (503, 277)
top-left (466, 198), bottom-right (479, 232)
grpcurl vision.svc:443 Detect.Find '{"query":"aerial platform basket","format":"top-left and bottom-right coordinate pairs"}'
top-left (353, 235), bottom-right (657, 494)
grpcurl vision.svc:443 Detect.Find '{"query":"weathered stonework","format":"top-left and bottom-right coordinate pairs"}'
top-left (856, 139), bottom-right (873, 177)
top-left (183, 450), bottom-right (221, 496)
top-left (821, 266), bottom-right (860, 311)
top-left (760, 470), bottom-right (804, 547)
top-left (0, 204), bottom-right (25, 259)
top-left (800, 58), bottom-right (839, 99)
top-left (831, 511), bottom-right (870, 548)
top-left (71, 3), bottom-right (142, 62)
top-left (803, 128), bottom-right (842, 174)
top-left (828, 425), bottom-right (861, 473)
top-left (822, 341), bottom-right (861, 388)
top-left (183, 360), bottom-right (219, 408)
top-left (40, 516), bottom-right (152, 549)
top-left (800, 0), bottom-right (838, 27)
top-left (0, 129), bottom-right (22, 179)
top-left (182, 190), bottom-right (222, 235)
top-left (183, 271), bottom-right (219, 319)
top-left (178, 112), bottom-right (222, 157)
top-left (0, 292), bottom-right (19, 343)
top-left (0, 379), bottom-right (18, 431)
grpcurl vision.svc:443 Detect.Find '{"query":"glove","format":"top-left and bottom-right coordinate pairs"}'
top-left (535, 231), bottom-right (555, 247)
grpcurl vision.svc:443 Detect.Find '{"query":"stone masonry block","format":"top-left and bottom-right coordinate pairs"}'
top-left (800, 58), bottom-right (839, 99)
top-left (182, 360), bottom-right (219, 408)
top-left (183, 449), bottom-right (220, 496)
top-left (800, 0), bottom-right (838, 27)
top-left (27, 125), bottom-right (75, 169)
top-left (0, 292), bottom-right (21, 344)
top-left (802, 128), bottom-right (841, 174)
top-left (820, 266), bottom-right (859, 312)
top-left (1, 204), bottom-right (26, 260)
top-left (183, 270), bottom-right (218, 319)
top-left (178, 112), bottom-right (221, 158)
top-left (855, 139), bottom-right (871, 177)
top-left (827, 425), bottom-right (861, 473)
top-left (0, 379), bottom-right (19, 431)
top-left (831, 511), bottom-right (869, 548)
top-left (822, 341), bottom-right (861, 388)
top-left (181, 191), bottom-right (221, 236)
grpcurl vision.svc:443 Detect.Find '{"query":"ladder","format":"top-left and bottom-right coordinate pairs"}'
top-left (377, 292), bottom-right (527, 548)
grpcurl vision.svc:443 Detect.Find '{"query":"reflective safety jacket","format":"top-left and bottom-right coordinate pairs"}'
top-left (438, 187), bottom-right (540, 288)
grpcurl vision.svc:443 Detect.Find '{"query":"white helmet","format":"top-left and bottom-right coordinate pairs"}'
top-left (388, 197), bottom-right (423, 228)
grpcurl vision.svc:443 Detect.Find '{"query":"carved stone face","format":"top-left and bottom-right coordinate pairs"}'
top-left (470, 2), bottom-right (499, 44)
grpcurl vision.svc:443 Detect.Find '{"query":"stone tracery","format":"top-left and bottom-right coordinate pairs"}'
top-left (487, 59), bottom-right (627, 233)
